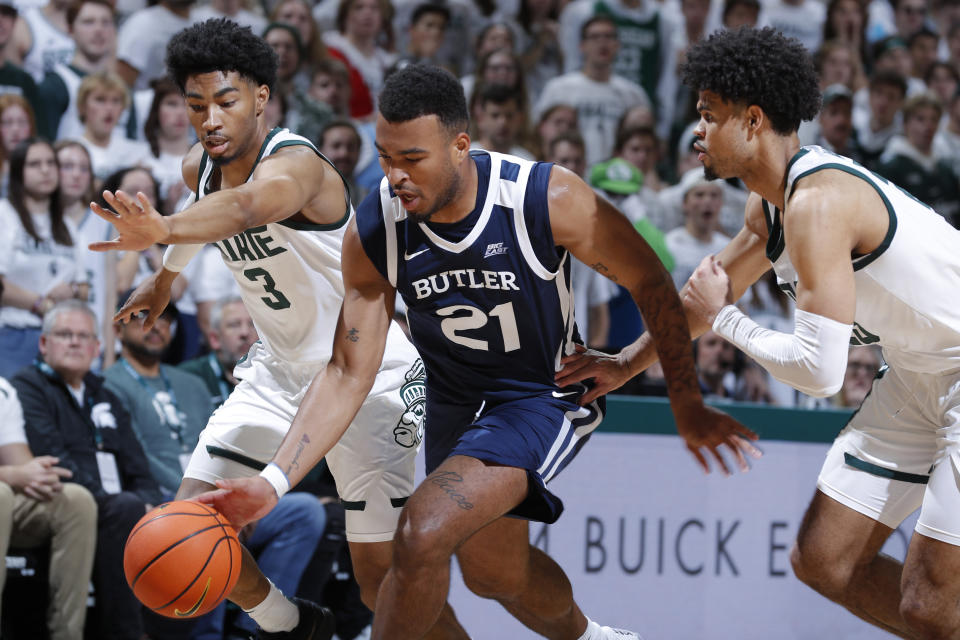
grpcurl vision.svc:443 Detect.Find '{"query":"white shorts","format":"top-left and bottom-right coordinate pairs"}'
top-left (184, 338), bottom-right (425, 543)
top-left (817, 364), bottom-right (960, 545)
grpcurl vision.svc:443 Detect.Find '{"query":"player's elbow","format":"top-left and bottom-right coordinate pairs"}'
top-left (801, 375), bottom-right (844, 398)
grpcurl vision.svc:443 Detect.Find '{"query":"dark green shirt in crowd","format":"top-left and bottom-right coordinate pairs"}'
top-left (104, 361), bottom-right (213, 496)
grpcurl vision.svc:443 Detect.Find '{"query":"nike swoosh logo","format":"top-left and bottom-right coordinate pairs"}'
top-left (552, 390), bottom-right (576, 398)
top-left (174, 577), bottom-right (211, 617)
top-left (404, 248), bottom-right (429, 261)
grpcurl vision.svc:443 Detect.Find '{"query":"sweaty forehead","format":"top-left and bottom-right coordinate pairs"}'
top-left (375, 114), bottom-right (449, 151)
top-left (184, 71), bottom-right (249, 97)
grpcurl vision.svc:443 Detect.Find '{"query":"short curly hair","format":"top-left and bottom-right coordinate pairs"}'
top-left (166, 18), bottom-right (278, 93)
top-left (681, 27), bottom-right (821, 134)
top-left (379, 64), bottom-right (468, 134)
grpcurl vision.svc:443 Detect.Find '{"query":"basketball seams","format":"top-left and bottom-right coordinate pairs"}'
top-left (124, 500), bottom-right (242, 618)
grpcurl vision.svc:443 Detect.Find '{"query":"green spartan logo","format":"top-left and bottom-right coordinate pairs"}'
top-left (395, 359), bottom-right (426, 448)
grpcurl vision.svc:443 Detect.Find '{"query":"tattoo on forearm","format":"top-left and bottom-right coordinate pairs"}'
top-left (346, 328), bottom-right (359, 342)
top-left (285, 434), bottom-right (311, 476)
top-left (638, 277), bottom-right (699, 397)
top-left (590, 262), bottom-right (619, 282)
top-left (429, 471), bottom-right (474, 510)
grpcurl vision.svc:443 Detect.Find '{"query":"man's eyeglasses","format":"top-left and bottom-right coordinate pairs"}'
top-left (49, 330), bottom-right (97, 343)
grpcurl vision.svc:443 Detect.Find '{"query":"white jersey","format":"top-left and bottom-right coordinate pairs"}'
top-left (763, 145), bottom-right (960, 374)
top-left (21, 8), bottom-right (74, 83)
top-left (198, 127), bottom-right (409, 364)
top-left (0, 200), bottom-right (84, 328)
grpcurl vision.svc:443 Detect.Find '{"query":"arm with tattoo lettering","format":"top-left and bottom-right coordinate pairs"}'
top-left (548, 166), bottom-right (760, 475)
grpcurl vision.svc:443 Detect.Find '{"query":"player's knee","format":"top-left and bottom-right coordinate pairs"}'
top-left (901, 581), bottom-right (958, 640)
top-left (392, 515), bottom-right (452, 571)
top-left (789, 541), bottom-right (852, 601)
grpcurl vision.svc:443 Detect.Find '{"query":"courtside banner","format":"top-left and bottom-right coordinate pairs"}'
top-left (437, 397), bottom-right (916, 639)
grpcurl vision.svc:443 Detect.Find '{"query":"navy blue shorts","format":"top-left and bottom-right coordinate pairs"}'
top-left (424, 391), bottom-right (605, 524)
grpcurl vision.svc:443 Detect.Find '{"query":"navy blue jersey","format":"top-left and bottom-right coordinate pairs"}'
top-left (356, 151), bottom-right (580, 405)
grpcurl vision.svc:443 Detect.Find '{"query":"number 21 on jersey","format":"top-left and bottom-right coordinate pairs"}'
top-left (437, 302), bottom-right (520, 352)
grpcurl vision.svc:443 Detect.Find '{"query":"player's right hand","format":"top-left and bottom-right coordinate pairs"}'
top-left (114, 271), bottom-right (172, 331)
top-left (555, 344), bottom-right (635, 404)
top-left (89, 190), bottom-right (171, 253)
top-left (194, 477), bottom-right (279, 529)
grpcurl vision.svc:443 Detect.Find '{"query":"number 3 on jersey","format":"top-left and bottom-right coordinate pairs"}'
top-left (437, 302), bottom-right (520, 352)
top-left (243, 267), bottom-right (291, 310)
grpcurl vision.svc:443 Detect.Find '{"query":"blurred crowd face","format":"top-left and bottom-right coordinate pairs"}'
top-left (481, 50), bottom-right (519, 87)
top-left (476, 98), bottom-right (521, 150)
top-left (321, 124), bottom-right (361, 177)
top-left (158, 91), bottom-right (190, 141)
top-left (696, 331), bottom-right (736, 380)
top-left (82, 86), bottom-right (125, 140)
top-left (830, 0), bottom-right (864, 43)
top-left (344, 0), bottom-right (382, 40)
top-left (118, 168), bottom-right (158, 206)
top-left (894, 0), bottom-right (927, 37)
top-left (548, 139), bottom-right (586, 177)
top-left (211, 301), bottom-right (257, 366)
top-left (927, 64), bottom-right (959, 107)
top-left (71, 1), bottom-right (116, 61)
top-left (910, 33), bottom-right (939, 78)
top-left (476, 24), bottom-right (514, 57)
top-left (57, 144), bottom-right (92, 204)
top-left (841, 347), bottom-right (880, 407)
top-left (119, 310), bottom-right (172, 360)
top-left (904, 104), bottom-right (940, 153)
top-left (869, 83), bottom-right (905, 128)
top-left (310, 71), bottom-right (350, 114)
top-left (274, 0), bottom-right (314, 47)
top-left (0, 103), bottom-right (31, 155)
top-left (821, 45), bottom-right (855, 88)
top-left (265, 28), bottom-right (300, 81)
top-left (537, 105), bottom-right (578, 147)
top-left (185, 71), bottom-right (265, 168)
top-left (820, 99), bottom-right (854, 150)
top-left (619, 132), bottom-right (657, 174)
top-left (681, 0), bottom-right (711, 34)
top-left (580, 19), bottom-right (619, 68)
top-left (408, 9), bottom-right (446, 58)
top-left (683, 183), bottom-right (723, 236)
top-left (41, 309), bottom-right (99, 381)
top-left (23, 142), bottom-right (59, 200)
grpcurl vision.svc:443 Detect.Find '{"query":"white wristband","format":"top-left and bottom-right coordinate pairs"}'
top-left (259, 462), bottom-right (290, 499)
top-left (161, 243), bottom-right (203, 273)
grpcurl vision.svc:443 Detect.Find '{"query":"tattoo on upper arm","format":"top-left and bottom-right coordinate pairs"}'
top-left (285, 434), bottom-right (311, 476)
top-left (590, 262), bottom-right (619, 282)
top-left (428, 471), bottom-right (474, 510)
top-left (346, 328), bottom-right (359, 342)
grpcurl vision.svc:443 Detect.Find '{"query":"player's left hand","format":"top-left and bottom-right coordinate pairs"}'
top-left (88, 190), bottom-right (171, 253)
top-left (194, 476), bottom-right (279, 529)
top-left (684, 255), bottom-right (734, 326)
top-left (674, 403), bottom-right (762, 475)
top-left (556, 344), bottom-right (634, 404)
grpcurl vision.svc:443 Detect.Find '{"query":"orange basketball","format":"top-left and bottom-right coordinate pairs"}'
top-left (124, 500), bottom-right (242, 618)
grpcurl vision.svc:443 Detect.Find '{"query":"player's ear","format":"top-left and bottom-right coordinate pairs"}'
top-left (453, 132), bottom-right (470, 160)
top-left (256, 85), bottom-right (270, 117)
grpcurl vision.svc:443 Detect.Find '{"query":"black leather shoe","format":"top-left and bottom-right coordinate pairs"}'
top-left (257, 598), bottom-right (335, 640)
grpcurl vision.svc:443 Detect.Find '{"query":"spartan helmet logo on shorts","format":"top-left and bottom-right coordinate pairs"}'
top-left (395, 359), bottom-right (426, 448)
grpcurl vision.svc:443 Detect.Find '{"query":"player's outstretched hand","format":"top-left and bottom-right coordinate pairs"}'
top-left (114, 270), bottom-right (172, 331)
top-left (555, 344), bottom-right (635, 404)
top-left (89, 190), bottom-right (170, 253)
top-left (675, 404), bottom-right (762, 475)
top-left (194, 476), bottom-right (279, 529)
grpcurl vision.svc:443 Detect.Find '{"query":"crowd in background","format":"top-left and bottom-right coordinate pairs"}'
top-left (0, 0), bottom-right (956, 636)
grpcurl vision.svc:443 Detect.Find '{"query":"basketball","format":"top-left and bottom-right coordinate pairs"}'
top-left (124, 500), bottom-right (243, 618)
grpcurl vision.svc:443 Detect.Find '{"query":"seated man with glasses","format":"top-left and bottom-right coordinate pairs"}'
top-left (837, 345), bottom-right (884, 409)
top-left (11, 299), bottom-right (162, 640)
